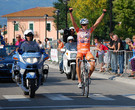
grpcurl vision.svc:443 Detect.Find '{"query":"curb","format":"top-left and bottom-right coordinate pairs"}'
top-left (45, 60), bottom-right (135, 86)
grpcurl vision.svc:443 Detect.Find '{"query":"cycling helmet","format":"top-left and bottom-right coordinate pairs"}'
top-left (24, 29), bottom-right (34, 41)
top-left (80, 18), bottom-right (89, 24)
top-left (67, 36), bottom-right (74, 41)
top-left (69, 27), bottom-right (75, 30)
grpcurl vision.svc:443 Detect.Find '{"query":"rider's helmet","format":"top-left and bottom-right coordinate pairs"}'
top-left (69, 27), bottom-right (75, 30)
top-left (24, 29), bottom-right (34, 41)
top-left (80, 18), bottom-right (89, 25)
top-left (67, 36), bottom-right (74, 42)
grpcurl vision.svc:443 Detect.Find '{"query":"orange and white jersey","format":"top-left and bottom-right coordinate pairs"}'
top-left (76, 27), bottom-right (94, 54)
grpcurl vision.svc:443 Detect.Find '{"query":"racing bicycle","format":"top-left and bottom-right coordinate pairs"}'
top-left (78, 56), bottom-right (95, 98)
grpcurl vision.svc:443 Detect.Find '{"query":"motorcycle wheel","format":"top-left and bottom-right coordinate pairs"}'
top-left (71, 65), bottom-right (76, 80)
top-left (29, 79), bottom-right (35, 98)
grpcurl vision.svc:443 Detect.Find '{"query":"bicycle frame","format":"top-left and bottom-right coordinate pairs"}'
top-left (78, 56), bottom-right (95, 98)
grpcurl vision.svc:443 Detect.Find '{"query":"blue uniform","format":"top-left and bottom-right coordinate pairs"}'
top-left (20, 41), bottom-right (40, 52)
top-left (64, 42), bottom-right (77, 51)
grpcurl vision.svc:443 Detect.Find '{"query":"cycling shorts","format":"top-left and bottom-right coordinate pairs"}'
top-left (76, 51), bottom-right (94, 60)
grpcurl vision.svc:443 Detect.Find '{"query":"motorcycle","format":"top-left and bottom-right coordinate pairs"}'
top-left (61, 49), bottom-right (77, 80)
top-left (12, 49), bottom-right (49, 98)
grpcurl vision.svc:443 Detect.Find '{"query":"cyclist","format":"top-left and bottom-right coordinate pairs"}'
top-left (69, 8), bottom-right (107, 88)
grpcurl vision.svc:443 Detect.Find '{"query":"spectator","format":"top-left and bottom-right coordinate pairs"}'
top-left (44, 38), bottom-right (51, 55)
top-left (124, 38), bottom-right (132, 70)
top-left (94, 39), bottom-right (105, 72)
top-left (107, 33), bottom-right (116, 74)
top-left (94, 36), bottom-right (98, 46)
top-left (102, 44), bottom-right (109, 70)
top-left (15, 34), bottom-right (24, 46)
top-left (113, 34), bottom-right (124, 76)
top-left (37, 40), bottom-right (44, 49)
top-left (57, 39), bottom-right (64, 73)
top-left (0, 31), bottom-right (5, 46)
top-left (57, 39), bottom-right (64, 51)
top-left (125, 38), bottom-right (132, 51)
top-left (128, 35), bottom-right (135, 78)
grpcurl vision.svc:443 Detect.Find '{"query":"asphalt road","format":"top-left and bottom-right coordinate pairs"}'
top-left (0, 64), bottom-right (135, 110)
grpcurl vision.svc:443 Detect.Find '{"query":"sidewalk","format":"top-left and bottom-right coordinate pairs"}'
top-left (45, 60), bottom-right (135, 86)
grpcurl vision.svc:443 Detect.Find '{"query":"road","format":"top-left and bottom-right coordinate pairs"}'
top-left (0, 64), bottom-right (135, 110)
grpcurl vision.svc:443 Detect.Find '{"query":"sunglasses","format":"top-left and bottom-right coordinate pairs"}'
top-left (16, 37), bottom-right (20, 38)
top-left (81, 24), bottom-right (87, 26)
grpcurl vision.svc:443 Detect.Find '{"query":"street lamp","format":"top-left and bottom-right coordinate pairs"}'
top-left (55, 9), bottom-right (60, 46)
top-left (3, 25), bottom-right (6, 39)
top-left (63, 0), bottom-right (69, 28)
top-left (110, 0), bottom-right (112, 32)
top-left (12, 21), bottom-right (16, 45)
top-left (44, 14), bottom-right (48, 39)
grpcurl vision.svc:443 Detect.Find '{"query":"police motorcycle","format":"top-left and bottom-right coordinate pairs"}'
top-left (61, 36), bottom-right (77, 80)
top-left (12, 30), bottom-right (49, 98)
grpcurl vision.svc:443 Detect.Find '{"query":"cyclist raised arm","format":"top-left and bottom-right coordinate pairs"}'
top-left (69, 8), bottom-right (106, 88)
top-left (92, 9), bottom-right (107, 30)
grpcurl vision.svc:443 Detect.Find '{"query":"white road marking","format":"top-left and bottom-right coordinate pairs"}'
top-left (44, 94), bottom-right (73, 100)
top-left (3, 95), bottom-right (30, 101)
top-left (89, 94), bottom-right (115, 101)
top-left (122, 94), bottom-right (135, 100)
top-left (0, 105), bottom-right (135, 109)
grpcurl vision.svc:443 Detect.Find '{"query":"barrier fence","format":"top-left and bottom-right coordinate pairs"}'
top-left (50, 49), bottom-right (134, 75)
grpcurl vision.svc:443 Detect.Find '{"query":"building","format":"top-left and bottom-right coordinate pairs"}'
top-left (2, 7), bottom-right (58, 44)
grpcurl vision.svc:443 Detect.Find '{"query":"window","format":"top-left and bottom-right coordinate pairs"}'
top-left (46, 22), bottom-right (51, 31)
top-left (29, 22), bottom-right (34, 31)
top-left (15, 24), bottom-right (18, 31)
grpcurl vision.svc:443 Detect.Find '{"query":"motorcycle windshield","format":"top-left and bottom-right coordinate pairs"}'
top-left (22, 52), bottom-right (41, 58)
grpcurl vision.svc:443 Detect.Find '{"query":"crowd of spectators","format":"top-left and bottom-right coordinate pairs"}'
top-left (93, 33), bottom-right (135, 78)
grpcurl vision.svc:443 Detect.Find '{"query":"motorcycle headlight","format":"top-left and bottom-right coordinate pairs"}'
top-left (70, 53), bottom-right (77, 59)
top-left (24, 58), bottom-right (38, 64)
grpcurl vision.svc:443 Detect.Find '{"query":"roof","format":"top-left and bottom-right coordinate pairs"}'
top-left (2, 7), bottom-right (56, 17)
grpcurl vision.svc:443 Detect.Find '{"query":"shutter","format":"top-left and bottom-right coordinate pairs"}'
top-left (15, 24), bottom-right (18, 31)
top-left (47, 23), bottom-right (50, 31)
top-left (29, 23), bottom-right (33, 30)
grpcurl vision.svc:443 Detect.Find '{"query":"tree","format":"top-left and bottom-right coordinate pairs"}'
top-left (113, 0), bottom-right (135, 39)
top-left (53, 0), bottom-right (70, 30)
top-left (68, 0), bottom-right (110, 39)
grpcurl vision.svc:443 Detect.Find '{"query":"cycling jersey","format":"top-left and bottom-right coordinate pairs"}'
top-left (76, 27), bottom-right (94, 54)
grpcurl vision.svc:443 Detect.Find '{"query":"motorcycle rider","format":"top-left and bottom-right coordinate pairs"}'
top-left (64, 36), bottom-right (77, 51)
top-left (60, 36), bottom-right (77, 74)
top-left (20, 29), bottom-right (40, 52)
top-left (63, 27), bottom-right (77, 43)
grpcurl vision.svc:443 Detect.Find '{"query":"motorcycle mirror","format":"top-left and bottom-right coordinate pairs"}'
top-left (0, 45), bottom-right (4, 49)
top-left (18, 49), bottom-right (23, 54)
top-left (40, 49), bottom-right (45, 54)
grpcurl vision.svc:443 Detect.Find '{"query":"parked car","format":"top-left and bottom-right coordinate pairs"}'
top-left (0, 45), bottom-right (16, 79)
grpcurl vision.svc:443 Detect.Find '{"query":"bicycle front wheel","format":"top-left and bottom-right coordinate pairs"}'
top-left (81, 73), bottom-right (85, 96)
top-left (85, 78), bottom-right (90, 98)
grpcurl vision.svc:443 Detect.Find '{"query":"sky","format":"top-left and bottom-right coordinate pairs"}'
top-left (0, 0), bottom-right (58, 26)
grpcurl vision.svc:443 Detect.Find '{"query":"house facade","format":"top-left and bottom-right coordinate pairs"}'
top-left (2, 7), bottom-right (59, 44)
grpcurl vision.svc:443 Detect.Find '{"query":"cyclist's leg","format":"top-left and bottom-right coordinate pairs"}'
top-left (86, 51), bottom-right (95, 77)
top-left (76, 52), bottom-right (82, 83)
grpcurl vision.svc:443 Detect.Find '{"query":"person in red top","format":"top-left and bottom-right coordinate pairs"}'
top-left (69, 8), bottom-right (107, 88)
top-left (15, 34), bottom-right (25, 46)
